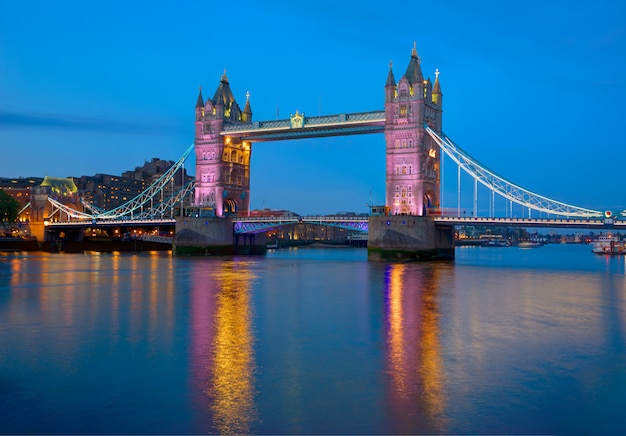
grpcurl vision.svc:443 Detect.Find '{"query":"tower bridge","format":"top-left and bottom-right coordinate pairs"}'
top-left (32, 44), bottom-right (622, 258)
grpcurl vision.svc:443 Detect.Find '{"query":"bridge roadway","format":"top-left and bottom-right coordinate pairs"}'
top-left (46, 218), bottom-right (176, 229)
top-left (232, 215), bottom-right (623, 234)
top-left (45, 215), bottom-right (622, 234)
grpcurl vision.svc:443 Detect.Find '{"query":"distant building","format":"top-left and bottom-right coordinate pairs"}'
top-left (1, 157), bottom-right (194, 219)
top-left (74, 158), bottom-right (193, 210)
top-left (0, 177), bottom-right (43, 209)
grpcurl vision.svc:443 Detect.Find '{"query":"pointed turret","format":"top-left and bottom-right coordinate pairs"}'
top-left (242, 91), bottom-right (252, 122)
top-left (385, 61), bottom-right (396, 103)
top-left (386, 61), bottom-right (396, 87)
top-left (403, 42), bottom-right (424, 85)
top-left (432, 68), bottom-right (443, 105)
top-left (195, 86), bottom-right (205, 123)
top-left (195, 86), bottom-right (204, 108)
top-left (212, 69), bottom-right (236, 108)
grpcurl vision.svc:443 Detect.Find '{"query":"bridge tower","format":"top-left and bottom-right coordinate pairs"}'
top-left (194, 72), bottom-right (253, 217)
top-left (384, 45), bottom-right (443, 215)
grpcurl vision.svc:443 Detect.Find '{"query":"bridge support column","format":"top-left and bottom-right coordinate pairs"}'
top-left (367, 215), bottom-right (454, 261)
top-left (173, 217), bottom-right (266, 255)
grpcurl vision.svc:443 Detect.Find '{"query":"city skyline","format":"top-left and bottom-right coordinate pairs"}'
top-left (2, 1), bottom-right (625, 215)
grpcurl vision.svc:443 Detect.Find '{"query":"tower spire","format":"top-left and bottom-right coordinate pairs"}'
top-left (403, 44), bottom-right (423, 84)
top-left (386, 60), bottom-right (396, 87)
top-left (195, 85), bottom-right (204, 108)
top-left (432, 68), bottom-right (443, 105)
top-left (243, 91), bottom-right (252, 122)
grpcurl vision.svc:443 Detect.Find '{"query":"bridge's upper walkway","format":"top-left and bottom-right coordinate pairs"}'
top-left (221, 111), bottom-right (385, 141)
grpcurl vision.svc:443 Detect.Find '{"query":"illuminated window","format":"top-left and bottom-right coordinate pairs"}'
top-left (400, 105), bottom-right (407, 115)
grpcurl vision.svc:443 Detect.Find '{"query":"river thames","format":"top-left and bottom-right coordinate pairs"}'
top-left (1, 244), bottom-right (625, 434)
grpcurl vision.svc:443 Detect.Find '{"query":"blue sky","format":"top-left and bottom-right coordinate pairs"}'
top-left (1, 0), bottom-right (625, 215)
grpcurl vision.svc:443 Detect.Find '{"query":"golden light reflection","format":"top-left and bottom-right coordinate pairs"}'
top-left (191, 259), bottom-right (257, 434)
top-left (387, 264), bottom-right (408, 396)
top-left (384, 263), bottom-right (446, 430)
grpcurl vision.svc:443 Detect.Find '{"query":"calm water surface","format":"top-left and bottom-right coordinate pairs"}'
top-left (1, 244), bottom-right (625, 434)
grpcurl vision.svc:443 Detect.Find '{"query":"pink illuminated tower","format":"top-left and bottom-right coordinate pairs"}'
top-left (384, 45), bottom-right (443, 215)
top-left (194, 71), bottom-right (252, 217)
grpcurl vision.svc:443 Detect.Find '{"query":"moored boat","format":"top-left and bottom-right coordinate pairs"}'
top-left (592, 235), bottom-right (626, 255)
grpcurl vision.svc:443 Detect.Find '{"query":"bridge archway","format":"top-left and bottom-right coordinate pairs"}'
top-left (224, 198), bottom-right (237, 215)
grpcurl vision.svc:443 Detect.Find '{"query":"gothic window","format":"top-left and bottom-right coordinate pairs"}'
top-left (400, 88), bottom-right (408, 97)
top-left (395, 139), bottom-right (400, 148)
top-left (400, 104), bottom-right (407, 115)
top-left (402, 139), bottom-right (407, 148)
top-left (395, 185), bottom-right (399, 191)
top-left (408, 164), bottom-right (413, 174)
top-left (408, 186), bottom-right (412, 191)
top-left (402, 165), bottom-right (407, 175)
top-left (409, 139), bottom-right (413, 148)
top-left (201, 174), bottom-right (208, 183)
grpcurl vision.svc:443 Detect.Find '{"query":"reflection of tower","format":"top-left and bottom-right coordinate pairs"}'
top-left (384, 263), bottom-right (446, 433)
top-left (194, 73), bottom-right (252, 217)
top-left (189, 259), bottom-right (257, 434)
top-left (385, 45), bottom-right (443, 215)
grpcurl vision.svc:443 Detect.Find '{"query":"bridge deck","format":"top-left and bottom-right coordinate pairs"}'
top-left (221, 111), bottom-right (385, 141)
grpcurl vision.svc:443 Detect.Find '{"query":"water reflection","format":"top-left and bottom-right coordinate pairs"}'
top-left (190, 259), bottom-right (257, 434)
top-left (384, 263), bottom-right (447, 433)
